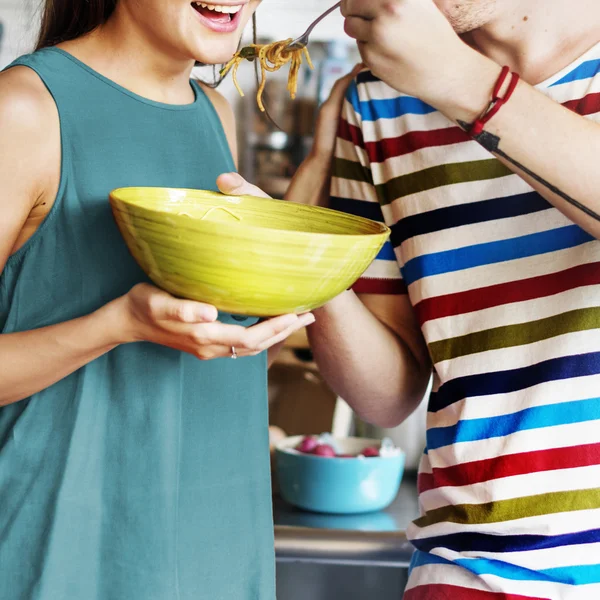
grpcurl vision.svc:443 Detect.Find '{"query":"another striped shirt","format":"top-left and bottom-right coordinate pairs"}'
top-left (331, 42), bottom-right (600, 600)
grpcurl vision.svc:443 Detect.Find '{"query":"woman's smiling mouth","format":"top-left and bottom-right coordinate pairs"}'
top-left (191, 2), bottom-right (246, 33)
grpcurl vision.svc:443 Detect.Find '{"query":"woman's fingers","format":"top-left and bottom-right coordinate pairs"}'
top-left (125, 284), bottom-right (317, 360)
top-left (216, 172), bottom-right (271, 198)
top-left (252, 315), bottom-right (315, 352)
top-left (129, 283), bottom-right (219, 325)
top-left (159, 297), bottom-right (219, 324)
top-left (196, 313), bottom-right (315, 352)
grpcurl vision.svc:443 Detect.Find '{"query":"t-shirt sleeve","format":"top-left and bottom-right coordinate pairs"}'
top-left (329, 79), bottom-right (407, 295)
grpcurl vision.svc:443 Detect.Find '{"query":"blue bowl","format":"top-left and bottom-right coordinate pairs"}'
top-left (275, 436), bottom-right (405, 514)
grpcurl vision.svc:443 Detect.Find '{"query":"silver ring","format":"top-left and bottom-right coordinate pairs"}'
top-left (231, 346), bottom-right (238, 360)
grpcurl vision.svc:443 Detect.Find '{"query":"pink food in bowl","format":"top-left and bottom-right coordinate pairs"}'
top-left (362, 446), bottom-right (380, 457)
top-left (296, 436), bottom-right (319, 454)
top-left (312, 444), bottom-right (336, 457)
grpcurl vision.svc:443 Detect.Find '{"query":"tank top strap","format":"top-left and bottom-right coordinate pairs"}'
top-left (3, 49), bottom-right (77, 202)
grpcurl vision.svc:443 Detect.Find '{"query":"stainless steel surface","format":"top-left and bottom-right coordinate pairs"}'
top-left (273, 475), bottom-right (419, 568)
top-left (287, 1), bottom-right (342, 50)
top-left (276, 562), bottom-right (409, 600)
top-left (275, 527), bottom-right (415, 568)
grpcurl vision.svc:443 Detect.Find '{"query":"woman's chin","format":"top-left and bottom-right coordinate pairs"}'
top-left (192, 46), bottom-right (239, 67)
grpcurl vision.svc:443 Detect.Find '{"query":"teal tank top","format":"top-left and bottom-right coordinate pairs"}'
top-left (0, 48), bottom-right (274, 600)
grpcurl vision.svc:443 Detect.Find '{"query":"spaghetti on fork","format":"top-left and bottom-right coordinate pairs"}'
top-left (221, 39), bottom-right (314, 112)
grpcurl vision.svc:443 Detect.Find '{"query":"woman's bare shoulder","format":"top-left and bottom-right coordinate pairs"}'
top-left (0, 66), bottom-right (58, 128)
top-left (0, 65), bottom-right (61, 254)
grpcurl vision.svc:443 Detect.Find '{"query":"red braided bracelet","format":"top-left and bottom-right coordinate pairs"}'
top-left (469, 66), bottom-right (520, 136)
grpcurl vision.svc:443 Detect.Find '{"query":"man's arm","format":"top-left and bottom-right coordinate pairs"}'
top-left (307, 83), bottom-right (431, 427)
top-left (342, 0), bottom-right (600, 238)
top-left (442, 56), bottom-right (600, 240)
top-left (307, 291), bottom-right (431, 428)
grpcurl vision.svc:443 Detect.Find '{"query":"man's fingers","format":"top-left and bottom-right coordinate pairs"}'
top-left (216, 172), bottom-right (271, 198)
top-left (341, 0), bottom-right (378, 20)
top-left (323, 63), bottom-right (364, 109)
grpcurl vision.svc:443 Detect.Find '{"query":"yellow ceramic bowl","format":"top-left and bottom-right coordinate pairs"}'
top-left (109, 187), bottom-right (390, 317)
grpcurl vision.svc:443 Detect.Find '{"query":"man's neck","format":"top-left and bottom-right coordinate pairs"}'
top-left (465, 0), bottom-right (600, 85)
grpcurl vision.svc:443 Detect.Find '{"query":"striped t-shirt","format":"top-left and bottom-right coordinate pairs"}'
top-left (331, 43), bottom-right (600, 600)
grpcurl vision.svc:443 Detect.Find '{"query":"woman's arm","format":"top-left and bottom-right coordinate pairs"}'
top-left (0, 287), bottom-right (312, 406)
top-left (0, 70), bottom-right (312, 406)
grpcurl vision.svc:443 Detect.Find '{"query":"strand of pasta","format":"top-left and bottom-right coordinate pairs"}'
top-left (221, 40), bottom-right (314, 112)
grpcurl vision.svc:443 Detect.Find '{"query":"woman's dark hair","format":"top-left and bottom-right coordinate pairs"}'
top-left (36, 0), bottom-right (117, 51)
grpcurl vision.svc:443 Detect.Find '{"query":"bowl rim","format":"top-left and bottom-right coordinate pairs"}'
top-left (109, 187), bottom-right (391, 240)
top-left (275, 434), bottom-right (406, 462)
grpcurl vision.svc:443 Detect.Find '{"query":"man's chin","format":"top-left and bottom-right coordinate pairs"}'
top-left (435, 0), bottom-right (496, 34)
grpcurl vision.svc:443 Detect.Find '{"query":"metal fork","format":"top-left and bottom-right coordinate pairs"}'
top-left (286, 1), bottom-right (343, 50)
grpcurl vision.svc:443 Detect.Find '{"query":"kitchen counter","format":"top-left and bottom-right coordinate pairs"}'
top-left (273, 474), bottom-right (419, 568)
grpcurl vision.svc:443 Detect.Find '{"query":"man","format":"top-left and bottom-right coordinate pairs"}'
top-left (220, 0), bottom-right (600, 597)
top-left (310, 1), bottom-right (600, 599)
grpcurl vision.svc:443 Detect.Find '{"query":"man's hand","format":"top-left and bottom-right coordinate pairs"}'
top-left (342, 0), bottom-right (600, 243)
top-left (342, 0), bottom-right (487, 109)
top-left (310, 63), bottom-right (364, 162)
top-left (287, 63), bottom-right (364, 207)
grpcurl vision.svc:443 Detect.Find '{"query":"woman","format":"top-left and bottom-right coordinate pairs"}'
top-left (0, 1), bottom-right (350, 598)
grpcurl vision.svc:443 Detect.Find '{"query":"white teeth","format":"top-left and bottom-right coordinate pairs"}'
top-left (193, 2), bottom-right (243, 14)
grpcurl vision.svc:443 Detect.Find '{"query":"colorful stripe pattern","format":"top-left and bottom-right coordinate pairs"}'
top-left (330, 42), bottom-right (600, 599)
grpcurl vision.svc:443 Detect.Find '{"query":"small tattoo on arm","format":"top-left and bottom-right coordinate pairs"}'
top-left (457, 120), bottom-right (600, 223)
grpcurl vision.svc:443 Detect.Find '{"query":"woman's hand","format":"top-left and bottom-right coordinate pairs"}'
top-left (116, 283), bottom-right (314, 360)
top-left (342, 0), bottom-right (483, 109)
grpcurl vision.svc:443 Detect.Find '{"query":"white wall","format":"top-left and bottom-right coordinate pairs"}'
top-left (248, 0), bottom-right (346, 43)
top-left (0, 0), bottom-right (39, 69)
